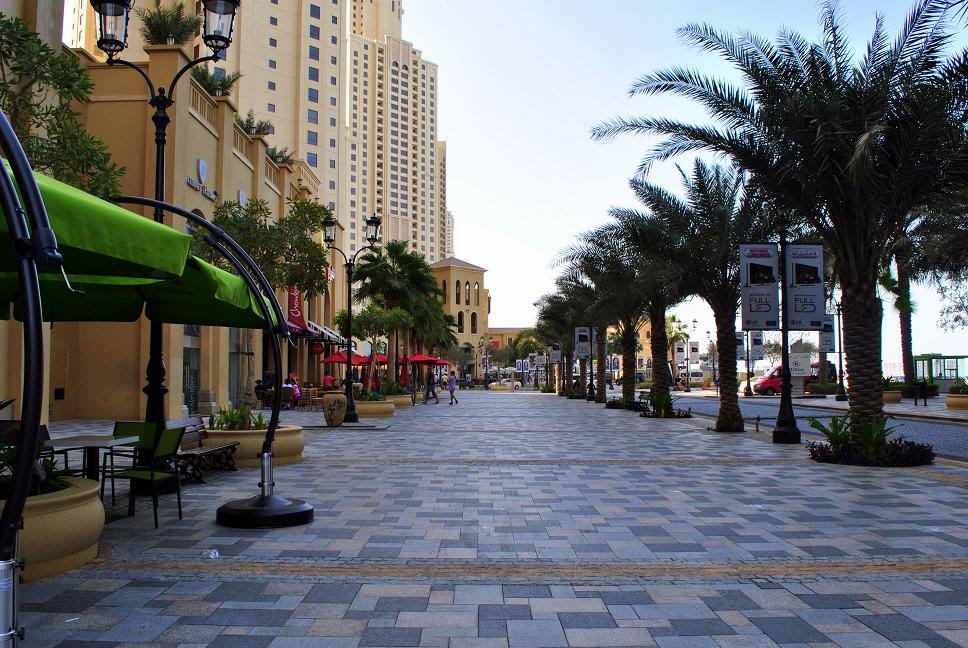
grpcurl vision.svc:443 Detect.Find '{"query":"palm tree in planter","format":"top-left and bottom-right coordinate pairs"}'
top-left (638, 161), bottom-right (777, 431)
top-left (136, 2), bottom-right (201, 46)
top-left (593, 0), bottom-right (968, 422)
top-left (335, 304), bottom-right (413, 393)
top-left (535, 291), bottom-right (580, 394)
top-left (191, 66), bottom-right (242, 97)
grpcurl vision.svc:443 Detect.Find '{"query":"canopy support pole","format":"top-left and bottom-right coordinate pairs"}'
top-left (113, 195), bottom-right (313, 528)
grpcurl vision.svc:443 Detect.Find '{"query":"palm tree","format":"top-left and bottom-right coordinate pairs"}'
top-left (637, 161), bottom-right (777, 431)
top-left (592, 0), bottom-right (968, 422)
top-left (535, 292), bottom-right (580, 394)
top-left (355, 240), bottom-right (440, 381)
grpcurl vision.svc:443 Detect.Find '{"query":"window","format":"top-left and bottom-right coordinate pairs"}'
top-left (267, 81), bottom-right (275, 91)
top-left (307, 131), bottom-right (318, 145)
top-left (464, 282), bottom-right (470, 306)
top-left (474, 282), bottom-right (480, 306)
top-left (269, 16), bottom-right (277, 25)
top-left (267, 103), bottom-right (275, 112)
top-left (329, 138), bottom-right (336, 147)
top-left (308, 109), bottom-right (318, 124)
top-left (309, 25), bottom-right (320, 39)
top-left (309, 67), bottom-right (319, 81)
top-left (457, 311), bottom-right (464, 334)
top-left (268, 59), bottom-right (276, 69)
top-left (331, 15), bottom-right (337, 24)
top-left (330, 76), bottom-right (337, 86)
top-left (309, 46), bottom-right (319, 61)
top-left (307, 153), bottom-right (317, 167)
top-left (310, 4), bottom-right (320, 18)
top-left (331, 35), bottom-right (337, 45)
top-left (455, 281), bottom-right (460, 305)
top-left (269, 37), bottom-right (277, 47)
top-left (308, 88), bottom-right (318, 102)
top-left (471, 312), bottom-right (478, 335)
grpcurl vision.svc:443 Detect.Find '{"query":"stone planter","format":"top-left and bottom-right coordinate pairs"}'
top-left (946, 393), bottom-right (968, 410)
top-left (1, 477), bottom-right (104, 581)
top-left (355, 400), bottom-right (395, 418)
top-left (387, 394), bottom-right (413, 408)
top-left (204, 425), bottom-right (305, 467)
top-left (322, 392), bottom-right (347, 427)
top-left (883, 390), bottom-right (903, 404)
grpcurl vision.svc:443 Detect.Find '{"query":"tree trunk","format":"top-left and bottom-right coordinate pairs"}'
top-left (842, 280), bottom-right (885, 423)
top-left (564, 350), bottom-right (574, 393)
top-left (649, 305), bottom-right (670, 399)
top-left (714, 313), bottom-right (743, 432)
top-left (242, 329), bottom-right (255, 405)
top-left (621, 322), bottom-right (637, 402)
top-left (818, 353), bottom-right (830, 385)
top-left (595, 328), bottom-right (607, 403)
top-left (897, 266), bottom-right (915, 383)
top-left (390, 329), bottom-right (398, 384)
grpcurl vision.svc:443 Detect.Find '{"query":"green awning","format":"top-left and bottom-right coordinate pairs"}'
top-left (1, 257), bottom-right (274, 329)
top-left (0, 167), bottom-right (192, 278)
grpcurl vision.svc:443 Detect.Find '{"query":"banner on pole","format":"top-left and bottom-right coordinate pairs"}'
top-left (550, 343), bottom-right (562, 363)
top-left (689, 341), bottom-right (700, 363)
top-left (786, 244), bottom-right (825, 330)
top-left (575, 327), bottom-right (591, 360)
top-left (675, 342), bottom-right (686, 364)
top-left (611, 357), bottom-right (619, 371)
top-left (528, 353), bottom-right (537, 372)
top-left (740, 243), bottom-right (780, 330)
top-left (536, 354), bottom-right (547, 367)
top-left (750, 331), bottom-right (764, 361)
top-left (819, 314), bottom-right (836, 353)
top-left (735, 332), bottom-right (745, 361)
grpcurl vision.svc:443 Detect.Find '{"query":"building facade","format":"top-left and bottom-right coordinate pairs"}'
top-left (430, 257), bottom-right (489, 376)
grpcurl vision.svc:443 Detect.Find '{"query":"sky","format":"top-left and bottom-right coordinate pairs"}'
top-left (403, 0), bottom-right (968, 371)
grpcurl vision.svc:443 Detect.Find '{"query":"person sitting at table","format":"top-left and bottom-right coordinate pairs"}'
top-left (322, 371), bottom-right (335, 389)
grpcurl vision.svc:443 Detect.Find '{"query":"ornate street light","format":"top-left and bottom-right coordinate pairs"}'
top-left (323, 213), bottom-right (382, 423)
top-left (90, 0), bottom-right (240, 427)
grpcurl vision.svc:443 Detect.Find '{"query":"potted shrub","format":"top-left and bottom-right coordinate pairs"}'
top-left (0, 447), bottom-right (103, 581)
top-left (355, 392), bottom-right (395, 418)
top-left (947, 379), bottom-right (968, 410)
top-left (204, 405), bottom-right (304, 466)
top-left (235, 110), bottom-right (273, 136)
top-left (382, 382), bottom-right (412, 408)
top-left (191, 66), bottom-right (242, 97)
top-left (136, 2), bottom-right (201, 46)
top-left (882, 376), bottom-right (903, 404)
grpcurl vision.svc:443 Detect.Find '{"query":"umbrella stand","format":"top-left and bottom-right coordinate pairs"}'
top-left (115, 196), bottom-right (313, 529)
top-left (0, 110), bottom-right (67, 643)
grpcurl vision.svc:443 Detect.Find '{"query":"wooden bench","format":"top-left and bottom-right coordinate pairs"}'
top-left (171, 416), bottom-right (240, 483)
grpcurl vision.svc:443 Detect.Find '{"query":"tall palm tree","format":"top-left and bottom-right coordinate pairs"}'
top-left (593, 0), bottom-right (968, 422)
top-left (535, 292), bottom-right (580, 394)
top-left (638, 161), bottom-right (777, 431)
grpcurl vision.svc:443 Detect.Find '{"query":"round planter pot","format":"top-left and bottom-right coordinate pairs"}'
top-left (322, 392), bottom-right (347, 427)
top-left (490, 385), bottom-right (512, 392)
top-left (1, 477), bottom-right (104, 582)
top-left (883, 390), bottom-right (903, 404)
top-left (386, 394), bottom-right (413, 408)
top-left (205, 425), bottom-right (305, 467)
top-left (946, 393), bottom-right (968, 410)
top-left (355, 400), bottom-right (395, 418)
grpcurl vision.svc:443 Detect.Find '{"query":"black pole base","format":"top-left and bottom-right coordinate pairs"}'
top-left (345, 411), bottom-right (360, 423)
top-left (772, 426), bottom-right (801, 444)
top-left (216, 494), bottom-right (314, 529)
top-left (835, 393), bottom-right (849, 402)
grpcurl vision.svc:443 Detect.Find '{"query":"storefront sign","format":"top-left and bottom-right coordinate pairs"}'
top-left (186, 158), bottom-right (218, 201)
top-left (819, 313), bottom-right (836, 353)
top-left (287, 285), bottom-right (308, 331)
top-left (740, 243), bottom-right (780, 330)
top-left (786, 244), bottom-right (825, 330)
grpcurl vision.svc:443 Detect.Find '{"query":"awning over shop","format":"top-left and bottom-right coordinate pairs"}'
top-left (1, 167), bottom-right (191, 278)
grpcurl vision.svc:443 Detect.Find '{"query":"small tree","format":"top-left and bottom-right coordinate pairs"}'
top-left (235, 110), bottom-right (273, 136)
top-left (135, 2), bottom-right (201, 45)
top-left (0, 13), bottom-right (124, 196)
top-left (191, 66), bottom-right (241, 97)
top-left (335, 305), bottom-right (413, 392)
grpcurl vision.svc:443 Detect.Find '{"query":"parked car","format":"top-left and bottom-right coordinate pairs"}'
top-left (677, 370), bottom-right (706, 385)
top-left (499, 378), bottom-right (522, 389)
top-left (753, 362), bottom-right (837, 395)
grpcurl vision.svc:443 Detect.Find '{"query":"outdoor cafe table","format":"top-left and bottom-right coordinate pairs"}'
top-left (48, 435), bottom-right (139, 481)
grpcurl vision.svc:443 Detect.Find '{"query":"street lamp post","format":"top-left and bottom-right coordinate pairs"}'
top-left (773, 229), bottom-right (801, 443)
top-left (486, 336), bottom-right (492, 387)
top-left (743, 331), bottom-right (754, 397)
top-left (323, 214), bottom-right (382, 424)
top-left (835, 301), bottom-right (848, 401)
top-left (90, 0), bottom-right (240, 426)
top-left (706, 331), bottom-right (717, 383)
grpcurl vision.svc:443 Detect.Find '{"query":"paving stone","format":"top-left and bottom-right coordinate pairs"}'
top-left (749, 616), bottom-right (831, 644)
top-left (506, 619), bottom-right (567, 647)
top-left (564, 627), bottom-right (655, 647)
top-left (303, 584), bottom-right (361, 604)
top-left (479, 605), bottom-right (532, 620)
top-left (556, 612), bottom-right (617, 629)
top-left (358, 626), bottom-right (422, 646)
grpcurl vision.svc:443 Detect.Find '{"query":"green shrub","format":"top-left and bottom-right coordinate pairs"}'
top-left (382, 381), bottom-right (406, 396)
top-left (211, 405), bottom-right (267, 430)
top-left (357, 392), bottom-right (385, 402)
top-left (540, 385), bottom-right (556, 394)
top-left (0, 444), bottom-right (69, 498)
top-left (805, 382), bottom-right (838, 395)
top-left (135, 2), bottom-right (201, 45)
top-left (882, 375), bottom-right (900, 390)
top-left (950, 378), bottom-right (968, 395)
top-left (635, 381), bottom-right (653, 390)
top-left (900, 382), bottom-right (939, 398)
top-left (806, 415), bottom-right (933, 466)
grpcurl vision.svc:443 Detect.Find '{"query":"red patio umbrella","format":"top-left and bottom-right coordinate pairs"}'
top-left (434, 358), bottom-right (451, 366)
top-left (319, 351), bottom-right (368, 365)
top-left (407, 353), bottom-right (438, 364)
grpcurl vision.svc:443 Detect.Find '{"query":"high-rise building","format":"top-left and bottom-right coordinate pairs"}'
top-left (344, 0), bottom-right (447, 261)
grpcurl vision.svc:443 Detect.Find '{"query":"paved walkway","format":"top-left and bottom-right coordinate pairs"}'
top-left (25, 391), bottom-right (968, 647)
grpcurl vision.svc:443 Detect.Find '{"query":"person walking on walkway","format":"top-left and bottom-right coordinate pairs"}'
top-left (423, 368), bottom-right (439, 404)
top-left (448, 371), bottom-right (459, 405)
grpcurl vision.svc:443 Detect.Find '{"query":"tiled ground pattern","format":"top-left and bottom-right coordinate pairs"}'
top-left (24, 391), bottom-right (968, 646)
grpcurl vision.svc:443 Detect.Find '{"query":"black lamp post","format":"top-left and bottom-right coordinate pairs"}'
top-left (478, 335), bottom-right (485, 383)
top-left (835, 301), bottom-right (848, 401)
top-left (743, 331), bottom-right (754, 397)
top-left (706, 330), bottom-right (717, 383)
top-left (323, 214), bottom-right (381, 423)
top-left (90, 0), bottom-right (240, 427)
top-left (774, 229), bottom-right (801, 443)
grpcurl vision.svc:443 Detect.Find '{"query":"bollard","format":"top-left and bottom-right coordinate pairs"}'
top-left (755, 416), bottom-right (760, 434)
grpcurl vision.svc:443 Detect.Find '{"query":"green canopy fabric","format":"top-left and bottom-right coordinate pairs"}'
top-left (0, 166), bottom-right (191, 278)
top-left (1, 257), bottom-right (274, 328)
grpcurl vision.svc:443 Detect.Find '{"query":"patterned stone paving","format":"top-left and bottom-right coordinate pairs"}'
top-left (24, 391), bottom-right (968, 646)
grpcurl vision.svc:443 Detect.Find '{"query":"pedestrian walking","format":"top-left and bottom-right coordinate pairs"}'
top-left (448, 371), bottom-right (459, 405)
top-left (423, 368), bottom-right (439, 403)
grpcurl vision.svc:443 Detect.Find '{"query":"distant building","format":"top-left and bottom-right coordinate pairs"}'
top-left (430, 257), bottom-right (489, 377)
